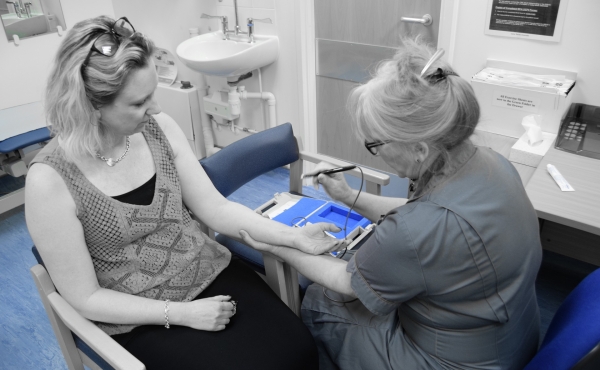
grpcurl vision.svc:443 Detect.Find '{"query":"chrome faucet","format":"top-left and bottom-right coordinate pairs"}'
top-left (200, 13), bottom-right (230, 40)
top-left (202, 1), bottom-right (272, 43)
top-left (246, 18), bottom-right (272, 43)
top-left (24, 2), bottom-right (32, 18)
top-left (6, 1), bottom-right (24, 18)
top-left (233, 0), bottom-right (243, 36)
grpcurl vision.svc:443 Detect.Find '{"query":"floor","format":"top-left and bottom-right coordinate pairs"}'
top-left (0, 167), bottom-right (597, 369)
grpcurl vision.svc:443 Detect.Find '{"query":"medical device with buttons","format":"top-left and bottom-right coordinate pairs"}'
top-left (555, 103), bottom-right (600, 160)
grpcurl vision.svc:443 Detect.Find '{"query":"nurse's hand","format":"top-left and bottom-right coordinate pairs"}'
top-left (302, 162), bottom-right (354, 204)
top-left (239, 230), bottom-right (279, 256)
top-left (293, 222), bottom-right (346, 255)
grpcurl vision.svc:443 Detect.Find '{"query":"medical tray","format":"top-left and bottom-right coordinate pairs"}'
top-left (255, 192), bottom-right (375, 254)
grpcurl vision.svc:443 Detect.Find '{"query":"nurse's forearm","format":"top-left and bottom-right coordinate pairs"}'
top-left (270, 247), bottom-right (356, 297)
top-left (338, 189), bottom-right (407, 222)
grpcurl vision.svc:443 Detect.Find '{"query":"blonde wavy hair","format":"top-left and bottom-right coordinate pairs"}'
top-left (45, 15), bottom-right (155, 161)
top-left (348, 38), bottom-right (480, 167)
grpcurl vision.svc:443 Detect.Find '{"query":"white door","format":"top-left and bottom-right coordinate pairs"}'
top-left (315, 0), bottom-right (443, 172)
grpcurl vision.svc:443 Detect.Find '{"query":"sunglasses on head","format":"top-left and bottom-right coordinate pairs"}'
top-left (81, 17), bottom-right (135, 70)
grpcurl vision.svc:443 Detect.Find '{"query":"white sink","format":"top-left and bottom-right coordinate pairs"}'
top-left (176, 31), bottom-right (279, 77)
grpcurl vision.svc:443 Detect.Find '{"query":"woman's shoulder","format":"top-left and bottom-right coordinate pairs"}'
top-left (29, 136), bottom-right (59, 166)
top-left (26, 160), bottom-right (76, 211)
top-left (27, 137), bottom-right (79, 201)
top-left (28, 137), bottom-right (64, 184)
top-left (151, 112), bottom-right (179, 133)
top-left (148, 112), bottom-right (192, 157)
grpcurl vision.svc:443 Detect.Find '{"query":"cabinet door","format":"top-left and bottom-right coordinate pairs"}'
top-left (541, 221), bottom-right (600, 266)
top-left (315, 0), bottom-right (442, 172)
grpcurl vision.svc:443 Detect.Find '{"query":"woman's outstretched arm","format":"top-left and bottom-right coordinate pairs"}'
top-left (158, 114), bottom-right (343, 255)
top-left (239, 230), bottom-right (355, 297)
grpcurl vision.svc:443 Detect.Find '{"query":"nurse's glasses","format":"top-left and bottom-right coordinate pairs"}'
top-left (81, 17), bottom-right (136, 70)
top-left (364, 140), bottom-right (392, 156)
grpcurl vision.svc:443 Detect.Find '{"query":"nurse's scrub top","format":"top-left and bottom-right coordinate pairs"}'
top-left (302, 141), bottom-right (542, 370)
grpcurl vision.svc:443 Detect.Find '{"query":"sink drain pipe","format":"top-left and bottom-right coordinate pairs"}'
top-left (230, 69), bottom-right (277, 129)
top-left (197, 75), bottom-right (221, 157)
top-left (238, 88), bottom-right (277, 129)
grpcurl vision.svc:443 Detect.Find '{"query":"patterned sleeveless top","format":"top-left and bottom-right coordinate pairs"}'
top-left (31, 118), bottom-right (231, 335)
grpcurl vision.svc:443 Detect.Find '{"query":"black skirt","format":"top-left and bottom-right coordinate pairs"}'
top-left (112, 258), bottom-right (319, 370)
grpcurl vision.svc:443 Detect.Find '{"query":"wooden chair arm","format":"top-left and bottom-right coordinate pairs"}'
top-left (48, 293), bottom-right (145, 370)
top-left (30, 265), bottom-right (145, 370)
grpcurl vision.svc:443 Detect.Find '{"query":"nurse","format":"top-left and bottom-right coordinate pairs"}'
top-left (241, 39), bottom-right (543, 369)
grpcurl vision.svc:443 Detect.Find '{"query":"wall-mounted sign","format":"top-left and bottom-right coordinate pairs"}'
top-left (492, 91), bottom-right (540, 113)
top-left (485, 0), bottom-right (569, 42)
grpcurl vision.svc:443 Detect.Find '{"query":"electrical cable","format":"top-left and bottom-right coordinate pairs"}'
top-left (322, 166), bottom-right (364, 304)
top-left (264, 166), bottom-right (364, 304)
top-left (338, 166), bottom-right (363, 259)
top-left (290, 216), bottom-right (308, 227)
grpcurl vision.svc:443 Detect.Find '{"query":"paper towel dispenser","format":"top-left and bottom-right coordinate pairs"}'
top-left (555, 103), bottom-right (600, 160)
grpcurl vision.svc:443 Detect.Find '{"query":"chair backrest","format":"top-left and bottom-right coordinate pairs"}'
top-left (525, 268), bottom-right (600, 370)
top-left (200, 122), bottom-right (299, 197)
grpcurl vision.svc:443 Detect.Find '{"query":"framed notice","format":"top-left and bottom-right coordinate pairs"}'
top-left (485, 0), bottom-right (569, 42)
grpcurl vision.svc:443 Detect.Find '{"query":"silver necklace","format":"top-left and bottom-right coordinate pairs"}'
top-left (96, 136), bottom-right (130, 167)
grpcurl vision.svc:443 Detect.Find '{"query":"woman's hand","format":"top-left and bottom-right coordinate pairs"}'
top-left (241, 223), bottom-right (346, 256)
top-left (303, 162), bottom-right (354, 203)
top-left (173, 296), bottom-right (235, 331)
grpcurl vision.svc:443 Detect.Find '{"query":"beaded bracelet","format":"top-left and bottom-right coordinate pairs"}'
top-left (164, 299), bottom-right (170, 329)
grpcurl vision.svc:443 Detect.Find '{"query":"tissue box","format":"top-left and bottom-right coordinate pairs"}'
top-left (509, 132), bottom-right (557, 167)
top-left (471, 60), bottom-right (576, 138)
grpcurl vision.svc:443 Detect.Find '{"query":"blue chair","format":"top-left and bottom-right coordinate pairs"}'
top-left (525, 268), bottom-right (600, 370)
top-left (199, 122), bottom-right (389, 314)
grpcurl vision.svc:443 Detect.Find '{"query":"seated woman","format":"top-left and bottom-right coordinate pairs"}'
top-left (25, 16), bottom-right (343, 370)
top-left (241, 39), bottom-right (543, 369)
